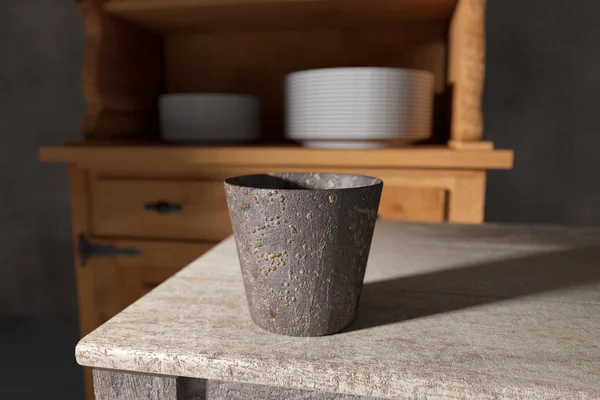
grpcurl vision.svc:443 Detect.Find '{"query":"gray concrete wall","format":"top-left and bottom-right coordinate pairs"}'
top-left (1, 0), bottom-right (600, 319)
top-left (484, 0), bottom-right (600, 226)
top-left (0, 0), bottom-right (84, 318)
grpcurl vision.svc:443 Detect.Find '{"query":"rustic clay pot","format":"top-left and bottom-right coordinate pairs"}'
top-left (224, 173), bottom-right (383, 336)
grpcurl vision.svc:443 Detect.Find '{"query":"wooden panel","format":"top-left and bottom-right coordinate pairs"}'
top-left (93, 165), bottom-right (480, 184)
top-left (87, 239), bottom-right (213, 326)
top-left (91, 178), bottom-right (232, 241)
top-left (378, 186), bottom-right (446, 222)
top-left (68, 168), bottom-right (94, 335)
top-left (447, 170), bottom-right (486, 223)
top-left (79, 0), bottom-right (163, 139)
top-left (448, 139), bottom-right (493, 150)
top-left (448, 0), bottom-right (486, 142)
top-left (70, 176), bottom-right (213, 400)
top-left (39, 146), bottom-right (515, 170)
top-left (67, 166), bottom-right (96, 400)
top-left (165, 23), bottom-right (448, 140)
top-left (104, 0), bottom-right (459, 32)
top-left (89, 166), bottom-right (481, 224)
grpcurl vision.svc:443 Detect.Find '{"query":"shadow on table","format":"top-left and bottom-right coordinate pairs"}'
top-left (346, 246), bottom-right (600, 332)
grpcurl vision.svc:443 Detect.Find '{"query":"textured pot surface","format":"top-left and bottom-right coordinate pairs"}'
top-left (224, 173), bottom-right (382, 336)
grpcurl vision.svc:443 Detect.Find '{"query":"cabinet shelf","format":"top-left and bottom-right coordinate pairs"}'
top-left (39, 145), bottom-right (513, 170)
top-left (104, 0), bottom-right (459, 32)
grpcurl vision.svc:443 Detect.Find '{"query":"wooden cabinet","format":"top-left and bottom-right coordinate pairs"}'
top-left (52, 145), bottom-right (510, 347)
top-left (79, 0), bottom-right (488, 148)
top-left (378, 186), bottom-right (447, 222)
top-left (41, 0), bottom-right (514, 398)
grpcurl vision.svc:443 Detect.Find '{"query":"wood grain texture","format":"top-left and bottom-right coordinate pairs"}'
top-left (39, 146), bottom-right (514, 170)
top-left (378, 186), bottom-right (446, 222)
top-left (77, 221), bottom-right (600, 399)
top-left (104, 0), bottom-right (458, 32)
top-left (91, 178), bottom-right (232, 241)
top-left (447, 170), bottom-right (486, 223)
top-left (448, 139), bottom-right (493, 150)
top-left (68, 165), bottom-right (95, 400)
top-left (69, 167), bottom-right (94, 335)
top-left (90, 168), bottom-right (474, 228)
top-left (85, 239), bottom-right (213, 326)
top-left (79, 0), bottom-right (163, 139)
top-left (165, 23), bottom-right (447, 140)
top-left (91, 165), bottom-right (482, 183)
top-left (92, 176), bottom-right (447, 237)
top-left (448, 0), bottom-right (486, 142)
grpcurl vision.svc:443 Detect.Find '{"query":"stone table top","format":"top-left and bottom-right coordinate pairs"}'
top-left (76, 221), bottom-right (600, 399)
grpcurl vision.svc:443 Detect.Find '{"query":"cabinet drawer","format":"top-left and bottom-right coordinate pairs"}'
top-left (91, 179), bottom-right (232, 241)
top-left (86, 239), bottom-right (214, 327)
top-left (378, 185), bottom-right (447, 222)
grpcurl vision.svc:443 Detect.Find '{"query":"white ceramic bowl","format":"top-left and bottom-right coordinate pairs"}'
top-left (159, 94), bottom-right (261, 144)
top-left (286, 67), bottom-right (434, 148)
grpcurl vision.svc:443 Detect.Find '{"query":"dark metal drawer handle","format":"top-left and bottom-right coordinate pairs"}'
top-left (144, 201), bottom-right (183, 214)
top-left (78, 235), bottom-right (141, 267)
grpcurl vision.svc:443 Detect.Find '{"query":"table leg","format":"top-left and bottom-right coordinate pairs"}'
top-left (93, 369), bottom-right (387, 399)
top-left (92, 369), bottom-right (205, 400)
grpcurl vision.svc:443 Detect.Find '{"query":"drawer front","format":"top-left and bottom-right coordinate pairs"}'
top-left (87, 239), bottom-right (215, 327)
top-left (378, 185), bottom-right (447, 222)
top-left (91, 179), bottom-right (232, 241)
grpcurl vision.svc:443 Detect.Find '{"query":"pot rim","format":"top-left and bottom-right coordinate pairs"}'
top-left (225, 172), bottom-right (383, 191)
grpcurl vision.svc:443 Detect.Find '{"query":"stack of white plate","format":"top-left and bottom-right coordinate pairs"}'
top-left (286, 67), bottom-right (434, 148)
top-left (159, 94), bottom-right (260, 144)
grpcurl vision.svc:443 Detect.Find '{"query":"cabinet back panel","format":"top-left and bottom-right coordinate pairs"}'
top-left (164, 22), bottom-right (448, 140)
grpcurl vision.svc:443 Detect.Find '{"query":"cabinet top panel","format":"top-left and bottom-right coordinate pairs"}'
top-left (103, 0), bottom-right (459, 32)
